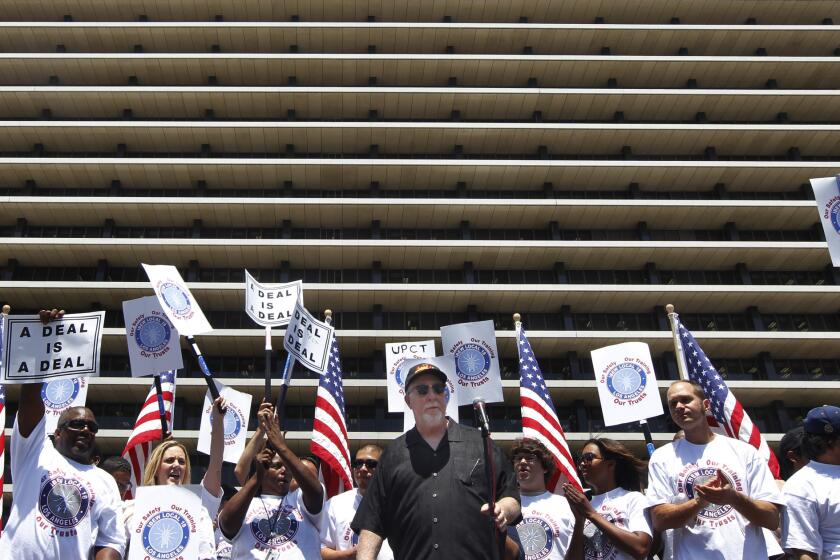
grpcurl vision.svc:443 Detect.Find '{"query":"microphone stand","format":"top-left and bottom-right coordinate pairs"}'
top-left (474, 401), bottom-right (504, 560)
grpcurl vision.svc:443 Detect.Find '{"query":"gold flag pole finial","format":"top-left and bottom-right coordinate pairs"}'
top-left (665, 304), bottom-right (675, 314)
top-left (1, 304), bottom-right (10, 315)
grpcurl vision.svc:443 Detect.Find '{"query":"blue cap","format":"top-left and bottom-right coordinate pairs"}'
top-left (803, 405), bottom-right (840, 435)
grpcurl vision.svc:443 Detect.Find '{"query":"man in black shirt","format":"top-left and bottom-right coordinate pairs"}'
top-left (352, 362), bottom-right (521, 559)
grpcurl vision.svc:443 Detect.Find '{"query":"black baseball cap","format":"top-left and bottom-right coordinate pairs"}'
top-left (403, 362), bottom-right (447, 390)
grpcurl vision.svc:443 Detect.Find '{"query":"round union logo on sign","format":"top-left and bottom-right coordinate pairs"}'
top-left (223, 407), bottom-right (243, 442)
top-left (135, 315), bottom-right (172, 353)
top-left (41, 378), bottom-right (81, 410)
top-left (829, 199), bottom-right (840, 234)
top-left (518, 517), bottom-right (554, 560)
top-left (455, 343), bottom-right (491, 381)
top-left (141, 511), bottom-right (191, 559)
top-left (605, 363), bottom-right (647, 401)
top-left (38, 476), bottom-right (90, 528)
top-left (159, 282), bottom-right (192, 318)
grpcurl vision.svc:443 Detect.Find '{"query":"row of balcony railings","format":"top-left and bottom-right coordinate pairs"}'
top-left (0, 187), bottom-right (816, 200)
top-left (3, 265), bottom-right (837, 286)
top-left (0, 224), bottom-right (825, 242)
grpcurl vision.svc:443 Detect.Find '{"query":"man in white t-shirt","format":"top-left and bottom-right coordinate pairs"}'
top-left (321, 443), bottom-right (394, 560)
top-left (218, 402), bottom-right (324, 559)
top-left (0, 307), bottom-right (124, 560)
top-left (782, 404), bottom-right (840, 559)
top-left (648, 380), bottom-right (782, 559)
top-left (510, 438), bottom-right (576, 560)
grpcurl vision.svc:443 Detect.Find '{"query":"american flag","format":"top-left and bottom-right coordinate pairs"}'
top-left (310, 336), bottom-right (352, 499)
top-left (121, 371), bottom-right (177, 498)
top-left (517, 325), bottom-right (582, 492)
top-left (675, 320), bottom-right (780, 478)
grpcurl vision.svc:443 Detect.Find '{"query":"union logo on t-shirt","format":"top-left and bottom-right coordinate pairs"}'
top-left (250, 508), bottom-right (300, 547)
top-left (518, 516), bottom-right (554, 560)
top-left (38, 475), bottom-right (91, 529)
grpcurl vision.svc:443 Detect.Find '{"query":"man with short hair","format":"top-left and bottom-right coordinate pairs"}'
top-left (647, 380), bottom-right (782, 559)
top-left (352, 362), bottom-right (521, 559)
top-left (0, 308), bottom-right (125, 560)
top-left (321, 444), bottom-right (394, 559)
top-left (782, 405), bottom-right (840, 559)
top-left (510, 438), bottom-right (575, 560)
top-left (99, 455), bottom-right (133, 500)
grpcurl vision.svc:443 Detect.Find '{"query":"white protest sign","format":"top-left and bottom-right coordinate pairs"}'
top-left (440, 319), bottom-right (503, 405)
top-left (1, 312), bottom-right (105, 383)
top-left (385, 339), bottom-right (436, 413)
top-left (591, 342), bottom-right (664, 426)
top-left (197, 382), bottom-right (253, 464)
top-left (245, 270), bottom-right (303, 327)
top-left (811, 175), bottom-right (840, 267)
top-left (42, 377), bottom-right (89, 434)
top-left (283, 300), bottom-right (334, 375)
top-left (123, 296), bottom-right (184, 377)
top-left (400, 356), bottom-right (459, 432)
top-left (142, 263), bottom-right (212, 336)
top-left (128, 485), bottom-right (202, 560)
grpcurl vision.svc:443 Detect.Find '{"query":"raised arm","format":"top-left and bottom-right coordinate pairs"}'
top-left (201, 396), bottom-right (226, 499)
top-left (218, 448), bottom-right (268, 540)
top-left (234, 403), bottom-right (268, 485)
top-left (18, 309), bottom-right (65, 437)
top-left (260, 405), bottom-right (324, 514)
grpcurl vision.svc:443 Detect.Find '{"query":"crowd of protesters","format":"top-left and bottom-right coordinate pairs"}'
top-left (0, 312), bottom-right (837, 559)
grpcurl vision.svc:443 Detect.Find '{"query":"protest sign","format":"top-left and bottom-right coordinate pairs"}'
top-left (811, 175), bottom-right (840, 267)
top-left (42, 377), bottom-right (89, 433)
top-left (440, 319), bottom-right (503, 405)
top-left (591, 342), bottom-right (664, 426)
top-left (283, 300), bottom-right (334, 375)
top-left (197, 381), bottom-right (253, 464)
top-left (400, 356), bottom-right (459, 431)
top-left (1, 312), bottom-right (105, 383)
top-left (142, 264), bottom-right (212, 336)
top-left (385, 340), bottom-right (436, 413)
top-left (128, 485), bottom-right (202, 560)
top-left (123, 296), bottom-right (184, 377)
top-left (245, 271), bottom-right (302, 327)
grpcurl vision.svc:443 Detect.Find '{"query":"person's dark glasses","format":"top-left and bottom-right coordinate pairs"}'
top-left (352, 459), bottom-right (379, 469)
top-left (513, 453), bottom-right (537, 464)
top-left (410, 383), bottom-right (447, 396)
top-left (59, 419), bottom-right (99, 434)
top-left (578, 452), bottom-right (603, 464)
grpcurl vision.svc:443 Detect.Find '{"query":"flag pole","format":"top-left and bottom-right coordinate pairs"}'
top-left (185, 335), bottom-right (221, 400)
top-left (153, 373), bottom-right (170, 438)
top-left (665, 304), bottom-right (690, 381)
top-left (264, 326), bottom-right (272, 403)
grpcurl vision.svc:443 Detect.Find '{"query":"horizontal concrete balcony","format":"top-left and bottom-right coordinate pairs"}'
top-left (4, 120), bottom-right (840, 157)
top-left (1, 54), bottom-right (839, 88)
top-left (0, 0), bottom-right (834, 25)
top-left (0, 197), bottom-right (819, 230)
top-left (0, 237), bottom-right (830, 270)
top-left (4, 281), bottom-right (840, 315)
top-left (0, 22), bottom-right (838, 56)
top-left (0, 156), bottom-right (835, 191)
top-left (2, 86), bottom-right (838, 122)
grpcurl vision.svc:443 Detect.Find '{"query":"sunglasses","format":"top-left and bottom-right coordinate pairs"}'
top-left (578, 452), bottom-right (604, 464)
top-left (513, 453), bottom-right (538, 464)
top-left (59, 419), bottom-right (99, 434)
top-left (409, 383), bottom-right (447, 396)
top-left (352, 459), bottom-right (379, 469)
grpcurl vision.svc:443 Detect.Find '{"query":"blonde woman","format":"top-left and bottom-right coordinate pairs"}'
top-left (123, 397), bottom-right (226, 559)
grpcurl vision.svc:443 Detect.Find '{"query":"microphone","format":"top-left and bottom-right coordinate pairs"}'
top-left (473, 398), bottom-right (491, 436)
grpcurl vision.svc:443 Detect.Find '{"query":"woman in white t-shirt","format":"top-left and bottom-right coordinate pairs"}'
top-left (122, 397), bottom-right (227, 559)
top-left (563, 438), bottom-right (653, 560)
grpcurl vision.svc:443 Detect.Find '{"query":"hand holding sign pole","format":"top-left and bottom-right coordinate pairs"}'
top-left (141, 264), bottom-right (219, 401)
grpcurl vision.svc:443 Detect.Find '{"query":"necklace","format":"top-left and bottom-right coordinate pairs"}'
top-left (258, 493), bottom-right (288, 541)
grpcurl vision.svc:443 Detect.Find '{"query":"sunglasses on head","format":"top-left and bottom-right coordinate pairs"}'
top-left (59, 419), bottom-right (99, 434)
top-left (409, 383), bottom-right (447, 396)
top-left (352, 459), bottom-right (379, 469)
top-left (578, 452), bottom-right (603, 464)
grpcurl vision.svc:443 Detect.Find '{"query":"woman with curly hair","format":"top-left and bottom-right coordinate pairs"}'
top-left (563, 438), bottom-right (653, 560)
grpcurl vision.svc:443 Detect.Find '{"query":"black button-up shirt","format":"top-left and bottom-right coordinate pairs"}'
top-left (352, 419), bottom-right (520, 559)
